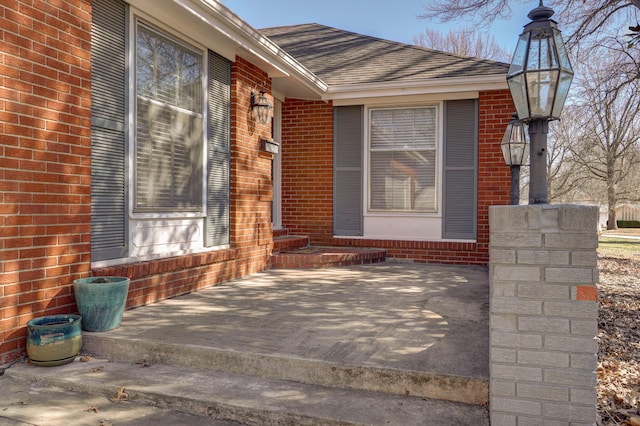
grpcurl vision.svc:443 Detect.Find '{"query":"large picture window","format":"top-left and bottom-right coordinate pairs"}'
top-left (369, 107), bottom-right (437, 213)
top-left (135, 23), bottom-right (204, 212)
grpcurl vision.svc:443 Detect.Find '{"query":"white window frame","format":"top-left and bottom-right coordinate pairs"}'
top-left (128, 15), bottom-right (208, 221)
top-left (272, 99), bottom-right (283, 230)
top-left (364, 103), bottom-right (444, 218)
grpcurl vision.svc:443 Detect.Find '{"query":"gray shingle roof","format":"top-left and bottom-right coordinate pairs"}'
top-left (261, 23), bottom-right (510, 86)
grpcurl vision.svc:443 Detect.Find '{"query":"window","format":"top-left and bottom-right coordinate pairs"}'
top-left (91, 0), bottom-right (231, 263)
top-left (135, 23), bottom-right (204, 212)
top-left (369, 107), bottom-right (437, 213)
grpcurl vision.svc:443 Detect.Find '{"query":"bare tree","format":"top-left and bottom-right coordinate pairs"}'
top-left (545, 108), bottom-right (594, 203)
top-left (419, 1), bottom-right (640, 82)
top-left (567, 52), bottom-right (640, 229)
top-left (419, 1), bottom-right (640, 42)
top-left (413, 28), bottom-right (511, 62)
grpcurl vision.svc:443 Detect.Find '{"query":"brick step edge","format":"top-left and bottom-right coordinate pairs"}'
top-left (272, 235), bottom-right (309, 252)
top-left (271, 247), bottom-right (387, 269)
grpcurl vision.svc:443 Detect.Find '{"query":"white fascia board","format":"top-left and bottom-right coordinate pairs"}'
top-left (130, 0), bottom-right (326, 98)
top-left (323, 74), bottom-right (507, 102)
top-left (331, 91), bottom-right (481, 107)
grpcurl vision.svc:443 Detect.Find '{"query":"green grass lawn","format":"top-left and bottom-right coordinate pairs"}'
top-left (598, 236), bottom-right (640, 261)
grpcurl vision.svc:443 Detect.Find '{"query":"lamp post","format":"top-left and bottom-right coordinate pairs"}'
top-left (506, 1), bottom-right (573, 204)
top-left (501, 114), bottom-right (529, 205)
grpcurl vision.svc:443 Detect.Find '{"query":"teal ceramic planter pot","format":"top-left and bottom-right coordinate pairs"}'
top-left (27, 314), bottom-right (82, 366)
top-left (73, 276), bottom-right (130, 332)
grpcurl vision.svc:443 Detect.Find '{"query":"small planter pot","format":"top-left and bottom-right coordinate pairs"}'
top-left (73, 276), bottom-right (130, 332)
top-left (26, 314), bottom-right (82, 367)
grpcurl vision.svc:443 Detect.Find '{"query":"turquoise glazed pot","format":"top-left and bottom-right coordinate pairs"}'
top-left (73, 276), bottom-right (130, 332)
top-left (27, 314), bottom-right (82, 366)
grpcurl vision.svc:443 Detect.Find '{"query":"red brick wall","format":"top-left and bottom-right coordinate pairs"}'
top-left (280, 99), bottom-right (334, 244)
top-left (0, 0), bottom-right (275, 366)
top-left (477, 89), bottom-right (514, 254)
top-left (0, 0), bottom-right (93, 365)
top-left (280, 91), bottom-right (514, 265)
top-left (230, 57), bottom-right (275, 259)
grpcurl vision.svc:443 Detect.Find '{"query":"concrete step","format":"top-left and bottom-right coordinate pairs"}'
top-left (80, 334), bottom-right (488, 406)
top-left (6, 358), bottom-right (489, 426)
top-left (0, 373), bottom-right (244, 426)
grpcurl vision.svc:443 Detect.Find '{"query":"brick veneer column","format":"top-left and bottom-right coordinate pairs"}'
top-left (489, 205), bottom-right (598, 425)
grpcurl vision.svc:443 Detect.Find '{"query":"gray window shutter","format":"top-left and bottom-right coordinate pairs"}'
top-left (333, 106), bottom-right (363, 236)
top-left (90, 0), bottom-right (128, 261)
top-left (443, 99), bottom-right (478, 240)
top-left (205, 51), bottom-right (231, 247)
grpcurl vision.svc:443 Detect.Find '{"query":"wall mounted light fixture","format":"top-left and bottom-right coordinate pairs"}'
top-left (251, 90), bottom-right (273, 125)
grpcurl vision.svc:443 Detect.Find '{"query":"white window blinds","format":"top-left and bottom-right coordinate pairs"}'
top-left (135, 23), bottom-right (204, 211)
top-left (369, 107), bottom-right (437, 212)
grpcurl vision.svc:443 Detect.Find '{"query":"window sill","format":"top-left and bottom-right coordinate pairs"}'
top-left (130, 211), bottom-right (206, 220)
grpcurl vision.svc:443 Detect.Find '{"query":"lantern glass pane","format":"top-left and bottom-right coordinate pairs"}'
top-left (501, 142), bottom-right (512, 164)
top-left (507, 74), bottom-right (530, 119)
top-left (513, 123), bottom-right (529, 165)
top-left (508, 33), bottom-right (529, 77)
top-left (527, 29), bottom-right (556, 71)
top-left (512, 143), bottom-right (527, 165)
top-left (551, 71), bottom-right (573, 118)
top-left (553, 29), bottom-right (572, 71)
top-left (520, 140), bottom-right (529, 165)
top-left (526, 70), bottom-right (558, 117)
top-left (501, 138), bottom-right (529, 166)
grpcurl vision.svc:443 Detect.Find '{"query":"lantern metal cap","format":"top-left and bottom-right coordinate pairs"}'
top-left (527, 1), bottom-right (554, 21)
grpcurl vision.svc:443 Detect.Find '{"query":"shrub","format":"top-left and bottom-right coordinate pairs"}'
top-left (617, 220), bottom-right (640, 228)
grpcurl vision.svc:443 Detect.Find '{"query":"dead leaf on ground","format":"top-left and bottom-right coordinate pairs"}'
top-left (98, 420), bottom-right (113, 426)
top-left (85, 406), bottom-right (99, 413)
top-left (109, 386), bottom-right (128, 403)
top-left (89, 366), bottom-right (104, 373)
top-left (80, 355), bottom-right (93, 362)
top-left (597, 253), bottom-right (640, 425)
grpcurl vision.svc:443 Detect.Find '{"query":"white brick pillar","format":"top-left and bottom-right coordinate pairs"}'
top-left (489, 205), bottom-right (598, 425)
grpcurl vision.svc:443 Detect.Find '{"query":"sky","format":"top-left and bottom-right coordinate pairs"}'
top-left (221, 0), bottom-right (537, 55)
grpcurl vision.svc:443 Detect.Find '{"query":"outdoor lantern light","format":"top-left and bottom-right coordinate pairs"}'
top-left (507, 0), bottom-right (573, 204)
top-left (501, 114), bottom-right (529, 205)
top-left (251, 90), bottom-right (273, 125)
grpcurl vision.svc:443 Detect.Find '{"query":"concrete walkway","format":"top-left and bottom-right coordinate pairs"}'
top-left (2, 262), bottom-right (490, 425)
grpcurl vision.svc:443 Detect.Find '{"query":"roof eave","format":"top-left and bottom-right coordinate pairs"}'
top-left (195, 0), bottom-right (328, 97)
top-left (322, 74), bottom-right (508, 101)
top-left (131, 0), bottom-right (327, 99)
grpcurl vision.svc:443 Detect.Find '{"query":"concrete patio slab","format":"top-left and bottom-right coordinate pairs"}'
top-left (88, 262), bottom-right (489, 382)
